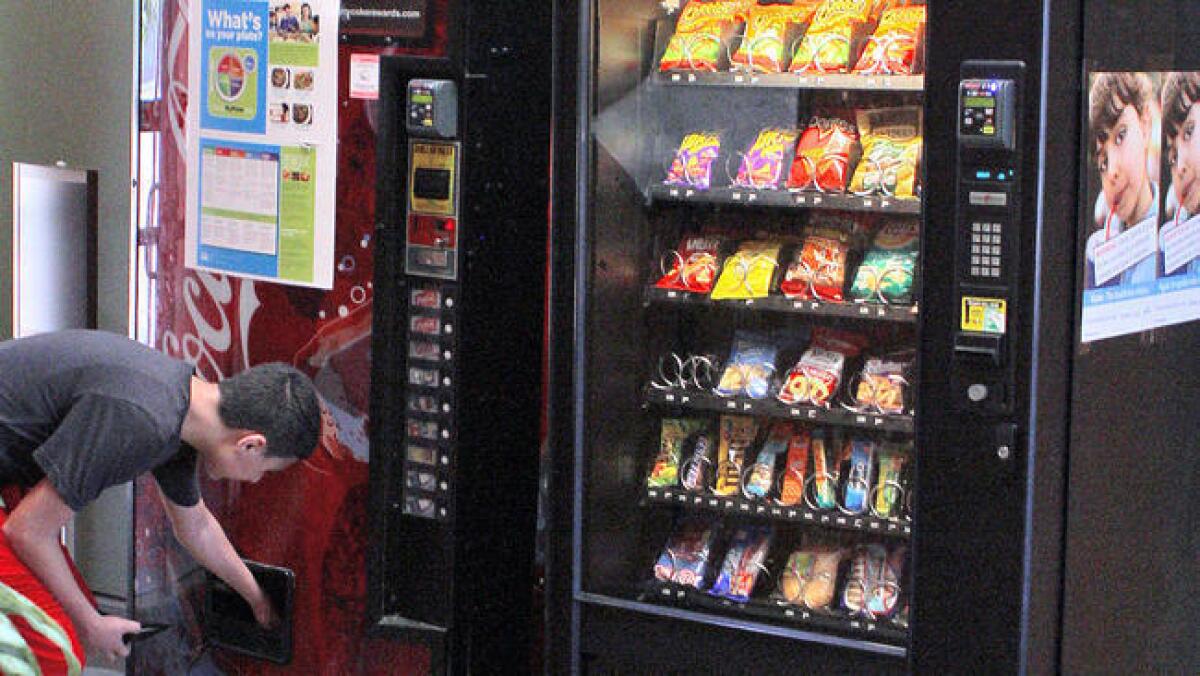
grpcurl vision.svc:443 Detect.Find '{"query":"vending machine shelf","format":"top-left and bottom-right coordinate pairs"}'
top-left (641, 582), bottom-right (909, 645)
top-left (646, 185), bottom-right (921, 215)
top-left (645, 387), bottom-right (915, 434)
top-left (643, 286), bottom-right (919, 323)
top-left (654, 71), bottom-right (924, 93)
top-left (643, 487), bottom-right (912, 538)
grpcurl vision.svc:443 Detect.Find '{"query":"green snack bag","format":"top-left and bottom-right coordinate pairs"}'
top-left (851, 220), bottom-right (919, 304)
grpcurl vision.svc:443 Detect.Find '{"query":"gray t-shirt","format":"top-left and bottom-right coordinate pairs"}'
top-left (0, 330), bottom-right (198, 510)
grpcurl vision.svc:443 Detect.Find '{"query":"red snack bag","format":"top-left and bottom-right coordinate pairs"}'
top-left (656, 235), bottom-right (724, 294)
top-left (787, 117), bottom-right (861, 192)
top-left (779, 221), bottom-right (860, 301)
top-left (777, 328), bottom-right (869, 406)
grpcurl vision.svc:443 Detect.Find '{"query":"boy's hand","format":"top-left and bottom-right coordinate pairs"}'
top-left (82, 614), bottom-right (140, 662)
top-left (248, 587), bottom-right (280, 629)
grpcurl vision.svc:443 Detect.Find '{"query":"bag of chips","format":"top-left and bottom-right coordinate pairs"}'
top-left (843, 543), bottom-right (904, 619)
top-left (656, 235), bottom-right (724, 294)
top-left (848, 107), bottom-right (923, 199)
top-left (776, 543), bottom-right (846, 608)
top-left (777, 327), bottom-right (869, 406)
top-left (730, 1), bottom-right (821, 73)
top-left (744, 421), bottom-right (792, 499)
top-left (710, 240), bottom-right (783, 300)
top-left (665, 130), bottom-right (723, 190)
top-left (779, 219), bottom-right (864, 301)
top-left (733, 127), bottom-right (800, 190)
top-left (713, 415), bottom-right (761, 496)
top-left (849, 219), bottom-right (919, 303)
top-left (787, 116), bottom-right (861, 192)
top-left (714, 331), bottom-right (778, 398)
top-left (659, 0), bottom-right (752, 72)
top-left (851, 5), bottom-right (926, 75)
top-left (648, 418), bottom-right (710, 488)
top-left (709, 524), bottom-right (773, 601)
top-left (654, 516), bottom-right (721, 588)
top-left (789, 0), bottom-right (880, 74)
top-left (851, 350), bottom-right (912, 414)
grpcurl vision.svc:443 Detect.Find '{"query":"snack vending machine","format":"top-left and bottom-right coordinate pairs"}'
top-left (547, 0), bottom-right (1198, 673)
top-left (366, 0), bottom-right (551, 673)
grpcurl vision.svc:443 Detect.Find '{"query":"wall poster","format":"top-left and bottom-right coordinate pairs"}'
top-left (186, 0), bottom-right (338, 288)
top-left (1081, 71), bottom-right (1200, 342)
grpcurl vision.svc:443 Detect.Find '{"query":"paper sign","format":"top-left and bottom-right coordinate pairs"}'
top-left (349, 53), bottom-right (380, 100)
top-left (1162, 214), bottom-right (1200, 274)
top-left (961, 296), bottom-right (1007, 334)
top-left (1093, 218), bottom-right (1158, 286)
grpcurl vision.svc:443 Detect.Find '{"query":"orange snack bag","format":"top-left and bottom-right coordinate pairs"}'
top-left (730, 1), bottom-right (820, 73)
top-left (789, 0), bottom-right (880, 74)
top-left (659, 0), bottom-right (753, 72)
top-left (852, 5), bottom-right (926, 75)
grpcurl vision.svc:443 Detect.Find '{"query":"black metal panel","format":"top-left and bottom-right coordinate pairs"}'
top-left (578, 601), bottom-right (905, 674)
top-left (1062, 3), bottom-right (1200, 673)
top-left (913, 1), bottom-right (1077, 673)
top-left (368, 0), bottom-right (552, 671)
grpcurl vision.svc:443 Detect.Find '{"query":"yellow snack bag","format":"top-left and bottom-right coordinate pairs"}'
top-left (710, 240), bottom-right (783, 300)
top-left (848, 106), bottom-right (922, 199)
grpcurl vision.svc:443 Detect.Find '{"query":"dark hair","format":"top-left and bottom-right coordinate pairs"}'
top-left (1089, 72), bottom-right (1153, 160)
top-left (1162, 71), bottom-right (1200, 144)
top-left (217, 363), bottom-right (320, 459)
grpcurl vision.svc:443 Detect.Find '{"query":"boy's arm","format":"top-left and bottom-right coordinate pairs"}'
top-left (157, 492), bottom-right (277, 627)
top-left (2, 478), bottom-right (140, 660)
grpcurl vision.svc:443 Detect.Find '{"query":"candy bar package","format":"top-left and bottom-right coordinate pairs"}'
top-left (777, 427), bottom-right (811, 506)
top-left (809, 427), bottom-right (844, 509)
top-left (777, 327), bottom-right (869, 406)
top-left (659, 0), bottom-right (753, 72)
top-left (656, 235), bottom-right (724, 294)
top-left (710, 240), bottom-right (783, 300)
top-left (708, 523), bottom-right (774, 602)
top-left (653, 516), bottom-right (721, 589)
top-left (872, 441), bottom-right (909, 518)
top-left (744, 421), bottom-right (793, 499)
top-left (665, 130), bottom-right (724, 190)
top-left (733, 127), bottom-right (800, 190)
top-left (787, 117), bottom-right (861, 192)
top-left (779, 218), bottom-right (865, 301)
top-left (851, 5), bottom-right (926, 75)
top-left (848, 106), bottom-right (923, 199)
top-left (680, 430), bottom-right (718, 492)
top-left (714, 330), bottom-right (779, 398)
top-left (648, 418), bottom-right (710, 488)
top-left (730, 1), bottom-right (821, 73)
top-left (849, 220), bottom-right (919, 303)
top-left (851, 350), bottom-right (913, 414)
top-left (713, 415), bottom-right (761, 496)
top-left (788, 0), bottom-right (880, 74)
top-left (841, 437), bottom-right (877, 514)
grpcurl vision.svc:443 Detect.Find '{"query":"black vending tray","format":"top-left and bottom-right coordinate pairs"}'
top-left (204, 559), bottom-right (295, 665)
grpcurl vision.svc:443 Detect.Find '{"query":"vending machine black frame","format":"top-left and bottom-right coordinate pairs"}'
top-left (367, 0), bottom-right (552, 672)
top-left (543, 0), bottom-right (1128, 673)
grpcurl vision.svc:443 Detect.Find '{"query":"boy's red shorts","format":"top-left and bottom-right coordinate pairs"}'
top-left (0, 488), bottom-right (91, 675)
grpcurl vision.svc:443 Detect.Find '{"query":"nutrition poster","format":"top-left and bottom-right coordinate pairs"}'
top-left (186, 0), bottom-right (338, 288)
top-left (1080, 71), bottom-right (1200, 342)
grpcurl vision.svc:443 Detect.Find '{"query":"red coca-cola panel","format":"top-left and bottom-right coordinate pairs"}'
top-left (131, 2), bottom-right (450, 673)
